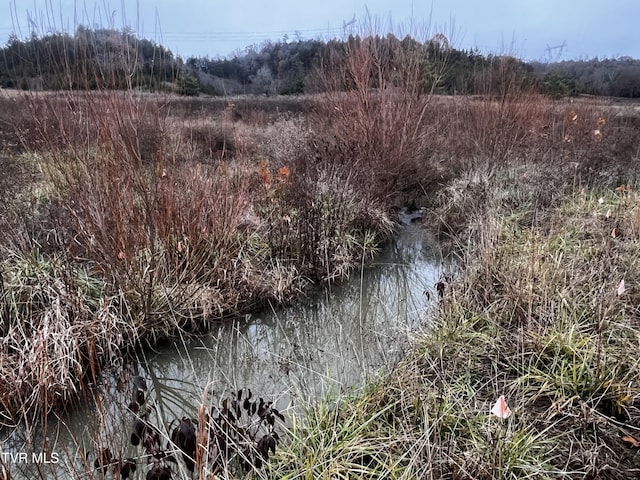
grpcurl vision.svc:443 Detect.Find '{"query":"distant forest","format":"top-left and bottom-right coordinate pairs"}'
top-left (1, 27), bottom-right (639, 98)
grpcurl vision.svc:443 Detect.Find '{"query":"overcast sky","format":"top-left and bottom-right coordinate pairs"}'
top-left (1, 1), bottom-right (638, 61)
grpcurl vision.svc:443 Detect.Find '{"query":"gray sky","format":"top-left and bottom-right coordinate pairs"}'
top-left (1, 1), bottom-right (638, 61)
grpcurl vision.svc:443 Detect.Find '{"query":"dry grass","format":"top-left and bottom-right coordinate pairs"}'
top-left (0, 249), bottom-right (133, 425)
top-left (0, 86), bottom-right (636, 420)
top-left (272, 160), bottom-right (640, 479)
top-left (1, 25), bottom-right (640, 479)
top-left (0, 85), bottom-right (394, 426)
top-left (263, 37), bottom-right (640, 478)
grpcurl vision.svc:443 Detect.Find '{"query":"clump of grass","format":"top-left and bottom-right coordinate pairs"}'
top-left (257, 115), bottom-right (312, 164)
top-left (270, 387), bottom-right (416, 479)
top-left (272, 366), bottom-right (561, 479)
top-left (255, 153), bottom-right (393, 282)
top-left (426, 163), bottom-right (640, 475)
top-left (0, 249), bottom-right (132, 425)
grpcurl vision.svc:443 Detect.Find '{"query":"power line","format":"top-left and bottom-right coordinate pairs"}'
top-left (0, 24), bottom-right (344, 56)
top-left (160, 31), bottom-right (341, 41)
top-left (0, 25), bottom-right (343, 36)
top-left (0, 25), bottom-right (345, 48)
top-left (162, 27), bottom-right (341, 36)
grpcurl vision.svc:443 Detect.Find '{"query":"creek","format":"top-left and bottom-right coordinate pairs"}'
top-left (5, 219), bottom-right (445, 479)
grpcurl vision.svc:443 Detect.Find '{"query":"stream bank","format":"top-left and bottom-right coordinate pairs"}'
top-left (4, 222), bottom-right (445, 479)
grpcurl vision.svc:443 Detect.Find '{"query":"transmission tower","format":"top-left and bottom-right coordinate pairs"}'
top-left (545, 41), bottom-right (567, 62)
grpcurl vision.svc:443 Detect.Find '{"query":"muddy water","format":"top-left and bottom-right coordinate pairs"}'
top-left (5, 221), bottom-right (445, 479)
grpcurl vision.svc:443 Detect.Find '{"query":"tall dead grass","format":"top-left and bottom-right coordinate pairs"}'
top-left (309, 31), bottom-right (442, 201)
top-left (1, 47), bottom-right (264, 423)
top-left (0, 73), bottom-right (393, 426)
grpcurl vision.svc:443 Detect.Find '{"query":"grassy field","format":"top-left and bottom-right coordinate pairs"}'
top-left (1, 67), bottom-right (640, 478)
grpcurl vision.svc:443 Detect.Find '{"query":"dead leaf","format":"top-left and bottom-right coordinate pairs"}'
top-left (622, 435), bottom-right (640, 448)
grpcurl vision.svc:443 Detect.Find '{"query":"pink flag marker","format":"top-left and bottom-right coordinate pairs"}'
top-left (491, 395), bottom-right (512, 419)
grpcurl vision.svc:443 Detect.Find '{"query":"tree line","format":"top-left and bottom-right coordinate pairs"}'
top-left (1, 27), bottom-right (638, 98)
top-left (532, 58), bottom-right (640, 98)
top-left (0, 27), bottom-right (178, 91)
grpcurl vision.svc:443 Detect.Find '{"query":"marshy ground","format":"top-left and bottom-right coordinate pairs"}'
top-left (1, 83), bottom-right (640, 479)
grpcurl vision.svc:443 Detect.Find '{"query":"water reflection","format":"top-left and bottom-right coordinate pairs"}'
top-left (146, 223), bottom-right (442, 403)
top-left (5, 223), bottom-right (443, 479)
